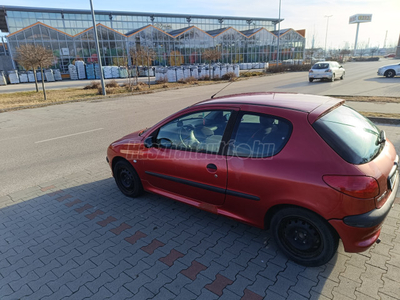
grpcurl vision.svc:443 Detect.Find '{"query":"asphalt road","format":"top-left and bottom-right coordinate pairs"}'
top-left (1, 58), bottom-right (399, 96)
top-left (1, 74), bottom-right (400, 197)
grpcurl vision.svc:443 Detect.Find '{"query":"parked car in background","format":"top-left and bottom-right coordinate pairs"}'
top-left (384, 53), bottom-right (396, 58)
top-left (107, 93), bottom-right (399, 267)
top-left (377, 62), bottom-right (400, 78)
top-left (308, 61), bottom-right (345, 82)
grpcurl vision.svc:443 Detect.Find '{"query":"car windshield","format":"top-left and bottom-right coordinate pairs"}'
top-left (313, 105), bottom-right (383, 164)
top-left (312, 63), bottom-right (330, 69)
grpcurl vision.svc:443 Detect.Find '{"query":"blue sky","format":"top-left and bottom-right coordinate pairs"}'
top-left (5, 0), bottom-right (400, 49)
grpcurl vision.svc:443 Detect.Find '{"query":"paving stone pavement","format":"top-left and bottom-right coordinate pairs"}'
top-left (1, 168), bottom-right (400, 300)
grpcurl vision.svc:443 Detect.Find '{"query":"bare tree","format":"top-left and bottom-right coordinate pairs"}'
top-left (370, 47), bottom-right (379, 57)
top-left (15, 44), bottom-right (39, 92)
top-left (15, 44), bottom-right (54, 100)
top-left (129, 46), bottom-right (156, 88)
top-left (202, 48), bottom-right (221, 78)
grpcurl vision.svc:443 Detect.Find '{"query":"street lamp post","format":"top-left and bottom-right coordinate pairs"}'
top-left (324, 15), bottom-right (332, 58)
top-left (90, 0), bottom-right (106, 95)
top-left (276, 0), bottom-right (282, 64)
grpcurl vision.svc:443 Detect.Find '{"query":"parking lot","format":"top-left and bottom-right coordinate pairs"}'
top-left (1, 65), bottom-right (400, 299)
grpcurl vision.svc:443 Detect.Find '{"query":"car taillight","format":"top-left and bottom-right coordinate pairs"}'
top-left (323, 175), bottom-right (379, 199)
top-left (325, 69), bottom-right (332, 72)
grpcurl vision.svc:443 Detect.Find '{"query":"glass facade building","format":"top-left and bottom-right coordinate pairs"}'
top-left (1, 6), bottom-right (306, 73)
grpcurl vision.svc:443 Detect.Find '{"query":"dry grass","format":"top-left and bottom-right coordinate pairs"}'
top-left (0, 89), bottom-right (99, 110)
top-left (105, 80), bottom-right (119, 88)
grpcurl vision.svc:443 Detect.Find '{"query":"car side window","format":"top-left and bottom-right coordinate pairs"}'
top-left (228, 112), bottom-right (292, 158)
top-left (156, 110), bottom-right (231, 154)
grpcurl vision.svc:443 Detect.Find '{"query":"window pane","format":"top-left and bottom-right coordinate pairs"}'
top-left (229, 113), bottom-right (292, 158)
top-left (156, 110), bottom-right (231, 153)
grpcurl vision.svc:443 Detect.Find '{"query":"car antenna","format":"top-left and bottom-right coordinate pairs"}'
top-left (210, 66), bottom-right (262, 99)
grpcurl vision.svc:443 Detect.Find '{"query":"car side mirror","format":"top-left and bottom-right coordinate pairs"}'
top-left (144, 136), bottom-right (154, 148)
top-left (159, 138), bottom-right (173, 149)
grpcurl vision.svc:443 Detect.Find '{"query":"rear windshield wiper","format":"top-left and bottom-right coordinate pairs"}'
top-left (376, 130), bottom-right (386, 145)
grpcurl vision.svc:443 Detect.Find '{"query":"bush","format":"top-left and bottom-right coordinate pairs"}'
top-left (185, 76), bottom-right (198, 84)
top-left (84, 81), bottom-right (101, 90)
top-left (212, 75), bottom-right (220, 81)
top-left (267, 64), bottom-right (312, 73)
top-left (97, 87), bottom-right (119, 95)
top-left (177, 78), bottom-right (187, 84)
top-left (156, 77), bottom-right (168, 84)
top-left (240, 71), bottom-right (264, 77)
top-left (106, 80), bottom-right (119, 88)
top-left (199, 75), bottom-right (210, 81)
top-left (222, 72), bottom-right (237, 81)
top-left (162, 84), bottom-right (168, 88)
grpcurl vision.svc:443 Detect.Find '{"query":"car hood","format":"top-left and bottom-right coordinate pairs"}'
top-left (111, 129), bottom-right (144, 146)
top-left (380, 64), bottom-right (398, 69)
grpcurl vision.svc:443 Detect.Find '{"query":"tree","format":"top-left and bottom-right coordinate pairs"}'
top-left (129, 46), bottom-right (156, 86)
top-left (370, 47), bottom-right (379, 57)
top-left (15, 44), bottom-right (39, 92)
top-left (15, 44), bottom-right (54, 100)
top-left (202, 48), bottom-right (221, 78)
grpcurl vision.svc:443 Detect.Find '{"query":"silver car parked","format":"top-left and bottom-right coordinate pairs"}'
top-left (377, 63), bottom-right (400, 78)
top-left (308, 61), bottom-right (345, 82)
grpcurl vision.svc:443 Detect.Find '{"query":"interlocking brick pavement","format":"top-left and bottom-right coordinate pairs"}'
top-left (0, 169), bottom-right (399, 299)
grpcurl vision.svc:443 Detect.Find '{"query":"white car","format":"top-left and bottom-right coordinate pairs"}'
top-left (308, 61), bottom-right (345, 82)
top-left (377, 63), bottom-right (400, 78)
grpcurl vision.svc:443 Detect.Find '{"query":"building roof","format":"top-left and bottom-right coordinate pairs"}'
top-left (270, 28), bottom-right (292, 37)
top-left (0, 5), bottom-right (282, 33)
top-left (240, 28), bottom-right (263, 37)
top-left (168, 26), bottom-right (194, 37)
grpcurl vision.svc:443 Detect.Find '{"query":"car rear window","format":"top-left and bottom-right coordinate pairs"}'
top-left (312, 63), bottom-right (329, 69)
top-left (313, 105), bottom-right (383, 164)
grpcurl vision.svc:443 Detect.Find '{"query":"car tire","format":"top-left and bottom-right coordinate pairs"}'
top-left (113, 160), bottom-right (143, 198)
top-left (340, 72), bottom-right (345, 80)
top-left (309, 78), bottom-right (313, 82)
top-left (385, 70), bottom-right (395, 78)
top-left (270, 207), bottom-right (339, 267)
top-left (330, 74), bottom-right (335, 82)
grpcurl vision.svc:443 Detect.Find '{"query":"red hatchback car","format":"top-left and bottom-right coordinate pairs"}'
top-left (107, 93), bottom-right (399, 266)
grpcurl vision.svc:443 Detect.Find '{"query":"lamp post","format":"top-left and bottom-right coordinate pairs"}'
top-left (276, 0), bottom-right (282, 64)
top-left (324, 15), bottom-right (332, 58)
top-left (90, 0), bottom-right (106, 95)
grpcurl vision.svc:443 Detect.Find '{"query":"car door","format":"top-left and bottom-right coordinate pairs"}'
top-left (224, 108), bottom-right (293, 218)
top-left (396, 63), bottom-right (400, 75)
top-left (141, 107), bottom-right (238, 206)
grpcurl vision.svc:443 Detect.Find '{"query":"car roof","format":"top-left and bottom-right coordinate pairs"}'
top-left (195, 92), bottom-right (344, 115)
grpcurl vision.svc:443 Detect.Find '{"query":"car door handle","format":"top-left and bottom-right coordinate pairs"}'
top-left (206, 163), bottom-right (217, 172)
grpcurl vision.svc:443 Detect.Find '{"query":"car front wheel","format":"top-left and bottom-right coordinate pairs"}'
top-left (385, 70), bottom-right (395, 78)
top-left (271, 207), bottom-right (339, 267)
top-left (113, 160), bottom-right (143, 198)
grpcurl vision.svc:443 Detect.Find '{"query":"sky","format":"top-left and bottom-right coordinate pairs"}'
top-left (5, 0), bottom-right (400, 50)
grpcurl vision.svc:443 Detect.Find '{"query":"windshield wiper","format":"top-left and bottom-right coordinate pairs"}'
top-left (376, 130), bottom-right (386, 145)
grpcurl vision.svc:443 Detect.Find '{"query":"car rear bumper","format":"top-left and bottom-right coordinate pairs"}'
top-left (309, 74), bottom-right (333, 80)
top-left (329, 170), bottom-right (398, 253)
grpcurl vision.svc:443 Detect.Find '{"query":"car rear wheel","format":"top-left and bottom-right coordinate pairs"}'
top-left (330, 74), bottom-right (335, 82)
top-left (385, 70), bottom-right (395, 78)
top-left (271, 207), bottom-right (338, 267)
top-left (309, 78), bottom-right (313, 82)
top-left (340, 72), bottom-right (345, 80)
top-left (113, 160), bottom-right (143, 198)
